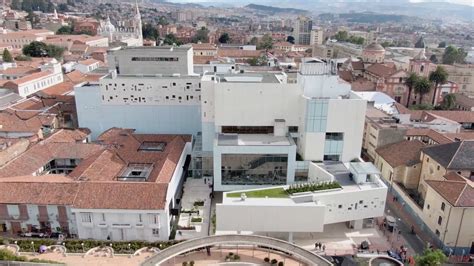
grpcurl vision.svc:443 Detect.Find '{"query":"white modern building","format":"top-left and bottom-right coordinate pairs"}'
top-left (217, 162), bottom-right (387, 240)
top-left (75, 46), bottom-right (202, 139)
top-left (200, 59), bottom-right (367, 191)
top-left (76, 48), bottom-right (372, 194)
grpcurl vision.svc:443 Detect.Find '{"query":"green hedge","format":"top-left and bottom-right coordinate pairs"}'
top-left (0, 249), bottom-right (63, 264)
top-left (1, 238), bottom-right (181, 254)
top-left (285, 181), bottom-right (341, 194)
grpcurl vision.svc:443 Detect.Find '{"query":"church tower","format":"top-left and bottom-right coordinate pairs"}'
top-left (133, 0), bottom-right (143, 46)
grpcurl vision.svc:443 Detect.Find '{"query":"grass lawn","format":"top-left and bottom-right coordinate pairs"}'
top-left (226, 187), bottom-right (289, 198)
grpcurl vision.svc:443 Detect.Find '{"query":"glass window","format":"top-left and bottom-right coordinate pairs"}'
top-left (438, 216), bottom-right (442, 225)
top-left (221, 154), bottom-right (288, 186)
top-left (81, 213), bottom-right (92, 223)
top-left (441, 202), bottom-right (445, 211)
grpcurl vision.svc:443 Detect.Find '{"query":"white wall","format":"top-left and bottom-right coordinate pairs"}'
top-left (72, 209), bottom-right (168, 241)
top-left (217, 203), bottom-right (326, 232)
top-left (212, 83), bottom-right (302, 127)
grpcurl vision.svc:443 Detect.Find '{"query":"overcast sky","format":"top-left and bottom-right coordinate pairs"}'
top-left (168, 0), bottom-right (474, 7)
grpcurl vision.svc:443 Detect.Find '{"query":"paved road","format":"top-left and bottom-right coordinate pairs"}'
top-left (385, 193), bottom-right (426, 255)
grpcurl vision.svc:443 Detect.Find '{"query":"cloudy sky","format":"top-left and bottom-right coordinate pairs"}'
top-left (168, 0), bottom-right (474, 6)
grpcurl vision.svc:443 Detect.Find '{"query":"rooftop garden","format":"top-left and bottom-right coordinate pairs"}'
top-left (227, 187), bottom-right (289, 198)
top-left (286, 181), bottom-right (341, 194)
top-left (226, 181), bottom-right (342, 198)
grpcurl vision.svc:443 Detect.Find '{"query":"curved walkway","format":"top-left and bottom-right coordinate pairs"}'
top-left (141, 234), bottom-right (333, 266)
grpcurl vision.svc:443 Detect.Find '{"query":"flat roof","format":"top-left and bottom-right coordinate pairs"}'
top-left (215, 72), bottom-right (283, 83)
top-left (218, 134), bottom-right (292, 146)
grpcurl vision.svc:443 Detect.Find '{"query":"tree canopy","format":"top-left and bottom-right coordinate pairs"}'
top-left (2, 49), bottom-right (13, 63)
top-left (286, 36), bottom-right (295, 44)
top-left (163, 33), bottom-right (181, 46)
top-left (22, 41), bottom-right (64, 59)
top-left (218, 33), bottom-right (230, 44)
top-left (414, 37), bottom-right (425, 48)
top-left (15, 0), bottom-right (54, 12)
top-left (442, 45), bottom-right (467, 65)
top-left (333, 31), bottom-right (365, 45)
top-left (192, 27), bottom-right (209, 43)
top-left (142, 23), bottom-right (159, 41)
top-left (414, 77), bottom-right (432, 104)
top-left (257, 34), bottom-right (273, 50)
top-left (56, 25), bottom-right (74, 35)
top-left (415, 249), bottom-right (447, 266)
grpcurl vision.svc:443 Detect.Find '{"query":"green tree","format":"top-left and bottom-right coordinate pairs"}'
top-left (2, 49), bottom-right (13, 63)
top-left (257, 34), bottom-right (273, 50)
top-left (334, 31), bottom-right (349, 42)
top-left (438, 41), bottom-right (446, 48)
top-left (414, 77), bottom-right (432, 104)
top-left (442, 45), bottom-right (467, 65)
top-left (27, 11), bottom-right (40, 28)
top-left (441, 93), bottom-right (456, 110)
top-left (429, 54), bottom-right (438, 63)
top-left (56, 25), bottom-right (73, 35)
top-left (249, 37), bottom-right (258, 45)
top-left (11, 0), bottom-right (21, 10)
top-left (46, 44), bottom-right (65, 59)
top-left (405, 72), bottom-right (419, 107)
top-left (57, 3), bottom-right (68, 12)
top-left (163, 33), bottom-right (181, 46)
top-left (22, 41), bottom-right (64, 59)
top-left (218, 33), bottom-right (230, 44)
top-left (415, 249), bottom-right (447, 266)
top-left (429, 66), bottom-right (448, 105)
top-left (286, 36), bottom-right (295, 44)
top-left (192, 27), bottom-right (209, 43)
top-left (22, 41), bottom-right (48, 57)
top-left (142, 23), bottom-right (159, 41)
top-left (415, 37), bottom-right (425, 48)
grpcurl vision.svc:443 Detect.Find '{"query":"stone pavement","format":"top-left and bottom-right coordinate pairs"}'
top-left (385, 192), bottom-right (429, 254)
top-left (175, 178), bottom-right (212, 240)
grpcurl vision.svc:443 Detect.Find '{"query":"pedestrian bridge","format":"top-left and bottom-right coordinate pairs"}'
top-left (141, 234), bottom-right (333, 265)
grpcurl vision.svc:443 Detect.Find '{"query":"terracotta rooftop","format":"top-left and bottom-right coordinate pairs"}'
top-left (351, 60), bottom-right (365, 70)
top-left (376, 140), bottom-right (425, 167)
top-left (366, 63), bottom-right (396, 78)
top-left (78, 58), bottom-right (100, 66)
top-left (406, 128), bottom-right (453, 145)
top-left (73, 182), bottom-right (168, 210)
top-left (427, 111), bottom-right (474, 123)
top-left (0, 66), bottom-right (38, 76)
top-left (0, 179), bottom-right (79, 205)
top-left (452, 93), bottom-right (474, 108)
top-left (425, 179), bottom-right (474, 207)
top-left (351, 78), bottom-right (376, 91)
top-left (192, 43), bottom-right (217, 50)
top-left (3, 71), bottom-right (52, 86)
top-left (217, 49), bottom-right (263, 58)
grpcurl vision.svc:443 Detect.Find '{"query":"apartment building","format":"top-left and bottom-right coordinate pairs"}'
top-left (0, 128), bottom-right (192, 241)
top-left (3, 59), bottom-right (63, 97)
top-left (294, 16), bottom-right (312, 45)
top-left (373, 139), bottom-right (474, 255)
top-left (0, 29), bottom-right (54, 49)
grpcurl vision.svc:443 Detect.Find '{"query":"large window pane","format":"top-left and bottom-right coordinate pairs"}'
top-left (221, 154), bottom-right (288, 185)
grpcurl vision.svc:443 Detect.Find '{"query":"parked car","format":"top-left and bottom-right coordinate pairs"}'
top-left (387, 250), bottom-right (403, 262)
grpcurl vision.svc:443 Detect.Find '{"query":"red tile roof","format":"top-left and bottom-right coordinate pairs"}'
top-left (426, 179), bottom-right (474, 207)
top-left (376, 140), bottom-right (425, 167)
top-left (366, 63), bottom-right (397, 78)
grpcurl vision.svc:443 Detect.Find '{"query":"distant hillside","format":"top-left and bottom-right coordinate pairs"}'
top-left (244, 3), bottom-right (306, 14)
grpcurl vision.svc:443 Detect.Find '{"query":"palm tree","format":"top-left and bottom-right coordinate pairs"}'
top-left (405, 72), bottom-right (419, 107)
top-left (414, 77), bottom-right (432, 105)
top-left (429, 66), bottom-right (448, 105)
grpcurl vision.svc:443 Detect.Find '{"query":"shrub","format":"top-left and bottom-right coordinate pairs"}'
top-left (193, 200), bottom-right (204, 207)
top-left (271, 258), bottom-right (278, 264)
top-left (278, 262), bottom-right (284, 266)
top-left (0, 237), bottom-right (180, 254)
top-left (189, 261), bottom-right (195, 266)
top-left (285, 181), bottom-right (341, 194)
top-left (182, 262), bottom-right (187, 266)
top-left (191, 217), bottom-right (202, 223)
top-left (264, 257), bottom-right (270, 262)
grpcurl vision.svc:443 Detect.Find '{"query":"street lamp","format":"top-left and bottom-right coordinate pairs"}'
top-left (81, 242), bottom-right (84, 253)
top-left (31, 241), bottom-right (34, 254)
